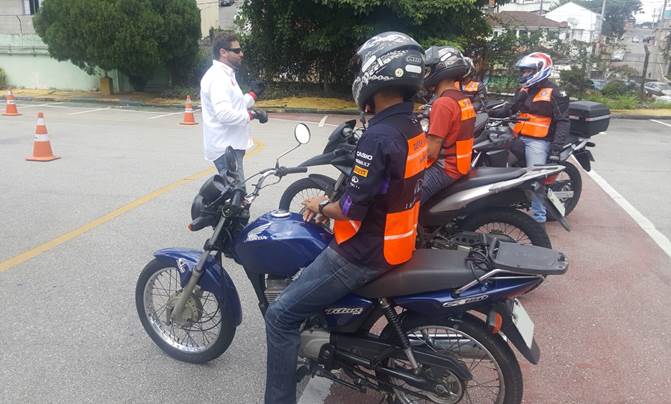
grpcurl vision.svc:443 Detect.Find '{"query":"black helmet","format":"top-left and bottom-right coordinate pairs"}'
top-left (423, 46), bottom-right (468, 88)
top-left (351, 31), bottom-right (425, 111)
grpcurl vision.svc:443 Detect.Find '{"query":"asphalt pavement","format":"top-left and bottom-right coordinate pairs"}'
top-left (1, 106), bottom-right (670, 404)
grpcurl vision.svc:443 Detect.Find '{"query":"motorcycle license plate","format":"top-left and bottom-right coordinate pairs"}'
top-left (547, 188), bottom-right (566, 216)
top-left (512, 299), bottom-right (535, 349)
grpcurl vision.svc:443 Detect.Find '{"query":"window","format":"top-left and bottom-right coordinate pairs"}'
top-left (24, 0), bottom-right (40, 15)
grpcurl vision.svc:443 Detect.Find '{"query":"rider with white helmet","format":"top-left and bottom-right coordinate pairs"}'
top-left (491, 52), bottom-right (570, 223)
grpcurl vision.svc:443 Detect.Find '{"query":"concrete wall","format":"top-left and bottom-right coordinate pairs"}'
top-left (0, 33), bottom-right (135, 92)
top-left (0, 0), bottom-right (25, 16)
top-left (197, 0), bottom-right (219, 39)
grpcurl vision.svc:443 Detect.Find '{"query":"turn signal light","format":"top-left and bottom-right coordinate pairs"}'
top-left (544, 174), bottom-right (558, 185)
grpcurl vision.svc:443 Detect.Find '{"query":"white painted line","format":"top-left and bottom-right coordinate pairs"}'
top-left (68, 107), bottom-right (111, 115)
top-left (270, 116), bottom-right (338, 127)
top-left (147, 109), bottom-right (200, 120)
top-left (650, 119), bottom-right (671, 128)
top-left (318, 115), bottom-right (328, 127)
top-left (42, 103), bottom-right (71, 109)
top-left (586, 168), bottom-right (671, 259)
top-left (298, 377), bottom-right (332, 404)
top-left (17, 103), bottom-right (48, 109)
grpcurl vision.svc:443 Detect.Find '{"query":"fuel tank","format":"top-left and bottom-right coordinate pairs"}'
top-left (233, 211), bottom-right (333, 277)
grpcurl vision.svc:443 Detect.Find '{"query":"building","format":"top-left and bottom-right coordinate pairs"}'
top-left (545, 2), bottom-right (601, 43)
top-left (0, 0), bottom-right (218, 91)
top-left (494, 0), bottom-right (561, 15)
top-left (489, 11), bottom-right (569, 41)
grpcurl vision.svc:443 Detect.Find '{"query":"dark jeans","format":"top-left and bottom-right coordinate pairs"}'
top-left (264, 247), bottom-right (385, 404)
top-left (421, 164), bottom-right (457, 204)
top-left (213, 149), bottom-right (245, 178)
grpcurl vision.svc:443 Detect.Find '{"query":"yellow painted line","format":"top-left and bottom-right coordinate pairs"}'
top-left (0, 140), bottom-right (265, 273)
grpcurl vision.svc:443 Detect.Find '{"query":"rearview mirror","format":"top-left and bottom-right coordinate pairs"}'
top-left (294, 124), bottom-right (311, 144)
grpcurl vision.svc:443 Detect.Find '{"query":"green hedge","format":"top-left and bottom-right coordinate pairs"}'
top-left (0, 67), bottom-right (7, 89)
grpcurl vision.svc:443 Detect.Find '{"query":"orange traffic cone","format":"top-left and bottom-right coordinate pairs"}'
top-left (26, 112), bottom-right (60, 162)
top-left (3, 90), bottom-right (22, 116)
top-left (180, 96), bottom-right (198, 125)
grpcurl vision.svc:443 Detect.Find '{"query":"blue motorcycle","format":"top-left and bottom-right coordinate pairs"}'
top-left (135, 124), bottom-right (568, 404)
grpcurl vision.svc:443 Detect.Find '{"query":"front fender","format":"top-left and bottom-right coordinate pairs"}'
top-left (307, 174), bottom-right (337, 194)
top-left (153, 248), bottom-right (242, 326)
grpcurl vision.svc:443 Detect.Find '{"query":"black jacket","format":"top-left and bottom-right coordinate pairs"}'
top-left (492, 79), bottom-right (570, 145)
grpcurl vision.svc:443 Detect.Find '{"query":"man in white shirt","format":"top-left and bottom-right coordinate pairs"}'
top-left (200, 32), bottom-right (267, 178)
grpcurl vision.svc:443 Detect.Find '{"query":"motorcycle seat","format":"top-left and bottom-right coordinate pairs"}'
top-left (354, 249), bottom-right (486, 298)
top-left (474, 112), bottom-right (489, 136)
top-left (425, 167), bottom-right (526, 206)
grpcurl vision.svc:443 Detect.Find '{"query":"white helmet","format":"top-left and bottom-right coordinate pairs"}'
top-left (515, 52), bottom-right (553, 88)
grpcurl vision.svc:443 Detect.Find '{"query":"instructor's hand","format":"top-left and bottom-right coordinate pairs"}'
top-left (249, 109), bottom-right (268, 124)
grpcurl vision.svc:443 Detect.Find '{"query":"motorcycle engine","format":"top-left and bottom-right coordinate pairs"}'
top-left (264, 276), bottom-right (291, 303)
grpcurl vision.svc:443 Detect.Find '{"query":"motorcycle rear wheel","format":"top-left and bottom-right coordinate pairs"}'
top-left (549, 161), bottom-right (582, 217)
top-left (135, 258), bottom-right (236, 363)
top-left (460, 208), bottom-right (552, 249)
top-left (380, 314), bottom-right (523, 404)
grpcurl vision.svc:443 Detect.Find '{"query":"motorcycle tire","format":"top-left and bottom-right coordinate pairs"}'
top-left (135, 258), bottom-right (236, 363)
top-left (460, 208), bottom-right (552, 249)
top-left (279, 177), bottom-right (336, 212)
top-left (380, 313), bottom-right (524, 404)
top-left (549, 161), bottom-right (582, 217)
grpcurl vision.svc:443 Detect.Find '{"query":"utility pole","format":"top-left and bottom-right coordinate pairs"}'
top-left (589, 0), bottom-right (607, 79)
top-left (641, 45), bottom-right (650, 99)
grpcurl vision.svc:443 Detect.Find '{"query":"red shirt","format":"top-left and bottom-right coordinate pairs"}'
top-left (428, 95), bottom-right (462, 179)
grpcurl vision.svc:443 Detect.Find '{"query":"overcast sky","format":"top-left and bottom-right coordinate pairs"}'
top-left (637, 0), bottom-right (668, 22)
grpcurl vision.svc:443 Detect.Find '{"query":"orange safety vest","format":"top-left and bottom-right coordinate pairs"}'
top-left (334, 131), bottom-right (427, 266)
top-left (513, 88), bottom-right (553, 138)
top-left (439, 89), bottom-right (476, 176)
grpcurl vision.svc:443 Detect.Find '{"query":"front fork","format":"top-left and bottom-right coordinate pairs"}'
top-left (170, 216), bottom-right (227, 323)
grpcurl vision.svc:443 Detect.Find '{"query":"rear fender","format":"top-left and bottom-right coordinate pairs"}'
top-left (573, 149), bottom-right (594, 171)
top-left (153, 248), bottom-right (242, 326)
top-left (477, 301), bottom-right (541, 364)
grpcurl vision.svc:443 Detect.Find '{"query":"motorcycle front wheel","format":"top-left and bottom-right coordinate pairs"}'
top-left (135, 258), bottom-right (236, 363)
top-left (279, 177), bottom-right (335, 213)
top-left (380, 314), bottom-right (523, 404)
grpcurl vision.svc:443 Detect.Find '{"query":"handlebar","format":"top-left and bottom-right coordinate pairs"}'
top-left (276, 166), bottom-right (308, 176)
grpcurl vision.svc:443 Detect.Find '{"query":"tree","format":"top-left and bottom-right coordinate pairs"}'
top-left (569, 0), bottom-right (642, 39)
top-left (238, 0), bottom-right (499, 92)
top-left (34, 0), bottom-right (200, 90)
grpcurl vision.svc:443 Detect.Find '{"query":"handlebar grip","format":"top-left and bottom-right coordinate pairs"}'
top-left (231, 189), bottom-right (243, 207)
top-left (281, 167), bottom-right (308, 175)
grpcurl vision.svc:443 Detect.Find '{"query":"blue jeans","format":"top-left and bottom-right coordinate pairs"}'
top-left (264, 247), bottom-right (386, 404)
top-left (521, 136), bottom-right (550, 223)
top-left (213, 149), bottom-right (245, 178)
top-left (421, 164), bottom-right (457, 204)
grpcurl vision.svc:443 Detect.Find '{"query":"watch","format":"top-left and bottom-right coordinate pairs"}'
top-left (318, 199), bottom-right (330, 215)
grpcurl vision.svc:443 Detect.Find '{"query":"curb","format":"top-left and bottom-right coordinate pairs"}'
top-left (610, 114), bottom-right (671, 120)
top-left (14, 95), bottom-right (186, 110)
top-left (11, 95), bottom-right (671, 119)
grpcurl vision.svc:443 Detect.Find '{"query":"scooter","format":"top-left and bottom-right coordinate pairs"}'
top-left (135, 124), bottom-right (569, 404)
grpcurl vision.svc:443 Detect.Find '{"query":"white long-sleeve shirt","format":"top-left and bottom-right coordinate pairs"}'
top-left (200, 60), bottom-right (255, 161)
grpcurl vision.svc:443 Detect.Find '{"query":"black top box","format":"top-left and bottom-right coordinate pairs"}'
top-left (568, 101), bottom-right (610, 138)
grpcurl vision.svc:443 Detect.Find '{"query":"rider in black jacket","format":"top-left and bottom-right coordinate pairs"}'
top-left (490, 52), bottom-right (570, 223)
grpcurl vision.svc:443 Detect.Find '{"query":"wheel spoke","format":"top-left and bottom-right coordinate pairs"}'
top-left (142, 267), bottom-right (223, 354)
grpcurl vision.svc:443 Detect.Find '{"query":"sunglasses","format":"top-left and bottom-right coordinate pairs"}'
top-left (226, 48), bottom-right (242, 54)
